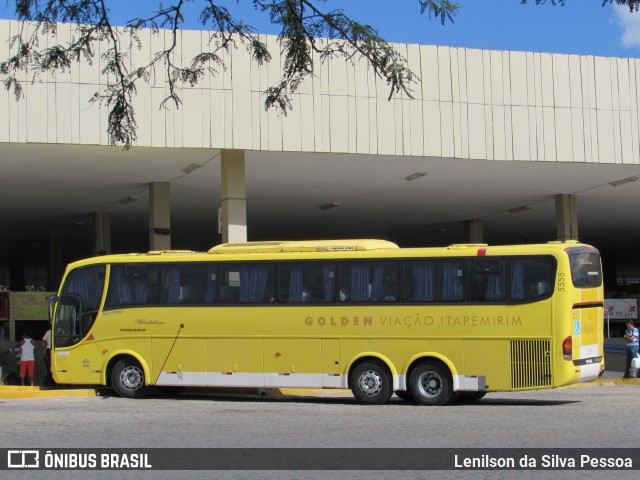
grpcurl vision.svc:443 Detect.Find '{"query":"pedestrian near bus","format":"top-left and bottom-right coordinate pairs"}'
top-left (42, 327), bottom-right (54, 386)
top-left (623, 319), bottom-right (639, 379)
top-left (18, 332), bottom-right (36, 386)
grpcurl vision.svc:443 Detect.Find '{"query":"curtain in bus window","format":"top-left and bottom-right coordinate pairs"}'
top-left (66, 271), bottom-right (91, 306)
top-left (239, 265), bottom-right (270, 303)
top-left (107, 267), bottom-right (130, 305)
top-left (369, 265), bottom-right (385, 301)
top-left (486, 274), bottom-right (506, 301)
top-left (166, 267), bottom-right (181, 303)
top-left (108, 266), bottom-right (148, 306)
top-left (204, 267), bottom-right (217, 303)
top-left (511, 262), bottom-right (526, 300)
top-left (131, 278), bottom-right (147, 303)
top-left (442, 261), bottom-right (463, 301)
top-left (350, 264), bottom-right (370, 302)
top-left (322, 265), bottom-right (335, 302)
top-left (288, 266), bottom-right (305, 302)
top-left (413, 263), bottom-right (434, 302)
top-left (65, 267), bottom-right (103, 311)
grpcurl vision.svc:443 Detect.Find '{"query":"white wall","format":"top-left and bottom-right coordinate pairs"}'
top-left (1, 19), bottom-right (639, 164)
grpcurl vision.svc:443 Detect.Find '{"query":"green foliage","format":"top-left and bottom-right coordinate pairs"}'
top-left (0, 1), bottom-right (461, 148)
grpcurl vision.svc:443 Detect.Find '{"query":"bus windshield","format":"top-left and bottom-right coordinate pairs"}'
top-left (55, 265), bottom-right (105, 347)
top-left (568, 249), bottom-right (602, 289)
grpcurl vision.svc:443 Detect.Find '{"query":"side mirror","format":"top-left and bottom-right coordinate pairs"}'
top-left (47, 295), bottom-right (59, 323)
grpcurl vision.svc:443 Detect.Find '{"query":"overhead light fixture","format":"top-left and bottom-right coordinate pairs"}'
top-left (610, 176), bottom-right (639, 187)
top-left (319, 202), bottom-right (341, 210)
top-left (182, 163), bottom-right (204, 174)
top-left (405, 172), bottom-right (428, 181)
top-left (119, 195), bottom-right (139, 205)
top-left (509, 206), bottom-right (531, 214)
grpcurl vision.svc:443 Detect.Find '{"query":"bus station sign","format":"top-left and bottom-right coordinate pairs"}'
top-left (604, 299), bottom-right (637, 319)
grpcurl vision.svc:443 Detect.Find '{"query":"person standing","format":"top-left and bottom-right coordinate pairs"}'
top-left (42, 327), bottom-right (53, 386)
top-left (18, 332), bottom-right (36, 386)
top-left (623, 320), bottom-right (639, 379)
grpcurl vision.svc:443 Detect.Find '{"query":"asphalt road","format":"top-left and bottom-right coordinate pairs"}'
top-left (1, 384), bottom-right (638, 480)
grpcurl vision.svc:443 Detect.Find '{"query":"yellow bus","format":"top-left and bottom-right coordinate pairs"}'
top-left (49, 239), bottom-right (604, 405)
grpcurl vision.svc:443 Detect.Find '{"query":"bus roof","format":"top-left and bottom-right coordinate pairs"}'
top-left (207, 239), bottom-right (400, 254)
top-left (66, 239), bottom-right (598, 269)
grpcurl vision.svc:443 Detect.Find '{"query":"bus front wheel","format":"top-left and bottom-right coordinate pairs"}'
top-left (408, 362), bottom-right (454, 406)
top-left (350, 361), bottom-right (392, 405)
top-left (111, 358), bottom-right (147, 399)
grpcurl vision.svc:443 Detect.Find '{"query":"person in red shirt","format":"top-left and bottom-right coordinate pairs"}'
top-left (18, 333), bottom-right (36, 386)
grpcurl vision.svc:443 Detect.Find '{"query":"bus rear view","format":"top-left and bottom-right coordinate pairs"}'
top-left (555, 245), bottom-right (605, 386)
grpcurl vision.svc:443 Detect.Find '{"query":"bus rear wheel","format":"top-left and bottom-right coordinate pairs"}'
top-left (408, 362), bottom-right (454, 406)
top-left (350, 361), bottom-right (392, 405)
top-left (111, 358), bottom-right (147, 399)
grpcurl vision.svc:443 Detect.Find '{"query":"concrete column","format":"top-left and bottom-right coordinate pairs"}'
top-left (464, 220), bottom-right (484, 243)
top-left (93, 212), bottom-right (111, 256)
top-left (221, 149), bottom-right (247, 243)
top-left (555, 193), bottom-right (579, 241)
top-left (48, 235), bottom-right (64, 291)
top-left (149, 182), bottom-right (171, 250)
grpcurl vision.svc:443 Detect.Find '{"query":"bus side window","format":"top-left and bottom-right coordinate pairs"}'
top-left (338, 262), bottom-right (399, 303)
top-left (164, 264), bottom-right (217, 305)
top-left (510, 257), bottom-right (555, 302)
top-left (403, 260), bottom-right (464, 303)
top-left (467, 259), bottom-right (507, 302)
top-left (220, 263), bottom-right (275, 304)
top-left (277, 262), bottom-right (336, 304)
top-left (105, 265), bottom-right (161, 308)
top-left (403, 261), bottom-right (435, 302)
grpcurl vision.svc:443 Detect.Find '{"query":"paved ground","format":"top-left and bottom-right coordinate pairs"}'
top-left (1, 376), bottom-right (638, 480)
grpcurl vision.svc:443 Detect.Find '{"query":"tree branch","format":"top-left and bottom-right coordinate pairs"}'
top-left (1, 0), bottom-right (461, 148)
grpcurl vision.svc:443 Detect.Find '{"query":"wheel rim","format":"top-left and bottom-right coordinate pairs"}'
top-left (357, 369), bottom-right (383, 398)
top-left (120, 365), bottom-right (144, 391)
top-left (417, 370), bottom-right (442, 398)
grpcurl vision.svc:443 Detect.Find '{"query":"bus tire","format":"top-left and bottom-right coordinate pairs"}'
top-left (408, 362), bottom-right (454, 406)
top-left (111, 358), bottom-right (147, 399)
top-left (350, 361), bottom-right (392, 405)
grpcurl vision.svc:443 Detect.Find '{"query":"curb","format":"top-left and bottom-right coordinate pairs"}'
top-left (562, 377), bottom-right (640, 388)
top-left (0, 386), bottom-right (99, 399)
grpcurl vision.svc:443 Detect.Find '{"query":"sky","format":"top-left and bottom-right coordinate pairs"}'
top-left (1, 0), bottom-right (640, 59)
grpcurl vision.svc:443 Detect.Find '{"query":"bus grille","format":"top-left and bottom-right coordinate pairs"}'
top-left (510, 339), bottom-right (552, 389)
